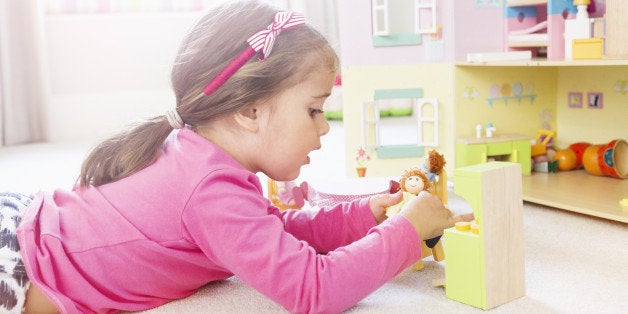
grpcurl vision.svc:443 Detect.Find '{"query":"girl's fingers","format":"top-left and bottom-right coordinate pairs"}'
top-left (450, 213), bottom-right (475, 225)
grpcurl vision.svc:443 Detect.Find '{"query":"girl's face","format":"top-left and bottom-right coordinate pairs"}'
top-left (255, 65), bottom-right (334, 181)
top-left (404, 175), bottom-right (425, 195)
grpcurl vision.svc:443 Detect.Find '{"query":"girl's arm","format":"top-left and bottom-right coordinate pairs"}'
top-left (269, 198), bottom-right (375, 253)
top-left (183, 171), bottom-right (422, 314)
top-left (270, 191), bottom-right (402, 253)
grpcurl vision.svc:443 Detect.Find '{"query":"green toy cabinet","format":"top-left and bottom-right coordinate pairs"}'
top-left (455, 134), bottom-right (531, 175)
top-left (444, 162), bottom-right (525, 310)
top-left (443, 162), bottom-right (525, 310)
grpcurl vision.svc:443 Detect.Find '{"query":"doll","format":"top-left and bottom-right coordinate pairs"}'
top-left (421, 149), bottom-right (446, 183)
top-left (385, 167), bottom-right (444, 269)
top-left (421, 149), bottom-right (447, 204)
top-left (388, 150), bottom-right (447, 251)
top-left (385, 168), bottom-right (431, 217)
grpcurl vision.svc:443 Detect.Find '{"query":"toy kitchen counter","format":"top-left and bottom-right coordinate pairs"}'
top-left (455, 134), bottom-right (531, 175)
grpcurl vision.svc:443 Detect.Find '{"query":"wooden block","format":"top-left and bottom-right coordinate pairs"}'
top-left (445, 162), bottom-right (525, 310)
top-left (605, 0), bottom-right (628, 58)
top-left (572, 38), bottom-right (603, 60)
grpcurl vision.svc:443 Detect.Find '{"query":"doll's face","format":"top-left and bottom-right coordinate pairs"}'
top-left (404, 175), bottom-right (425, 195)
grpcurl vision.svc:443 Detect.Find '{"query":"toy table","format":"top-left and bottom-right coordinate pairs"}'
top-left (455, 134), bottom-right (531, 175)
top-left (302, 177), bottom-right (392, 208)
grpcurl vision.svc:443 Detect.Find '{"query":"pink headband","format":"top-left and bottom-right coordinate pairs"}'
top-left (202, 11), bottom-right (306, 95)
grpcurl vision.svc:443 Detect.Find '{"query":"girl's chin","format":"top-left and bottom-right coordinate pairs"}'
top-left (274, 170), bottom-right (301, 182)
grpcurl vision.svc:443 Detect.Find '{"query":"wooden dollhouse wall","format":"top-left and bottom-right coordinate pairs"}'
top-left (337, 0), bottom-right (504, 178)
top-left (337, 0), bottom-right (624, 178)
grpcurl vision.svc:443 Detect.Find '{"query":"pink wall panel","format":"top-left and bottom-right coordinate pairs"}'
top-left (452, 1), bottom-right (504, 61)
top-left (338, 0), bottom-right (504, 66)
top-left (337, 0), bottom-right (455, 66)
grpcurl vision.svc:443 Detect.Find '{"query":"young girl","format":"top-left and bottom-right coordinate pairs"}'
top-left (5, 1), bottom-right (472, 313)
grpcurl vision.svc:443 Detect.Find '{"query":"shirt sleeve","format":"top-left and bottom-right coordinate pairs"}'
top-left (268, 197), bottom-right (376, 253)
top-left (182, 170), bottom-right (422, 314)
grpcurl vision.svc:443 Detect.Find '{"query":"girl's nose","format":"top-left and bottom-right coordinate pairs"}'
top-left (318, 116), bottom-right (330, 136)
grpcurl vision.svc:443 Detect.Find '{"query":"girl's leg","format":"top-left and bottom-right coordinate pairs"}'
top-left (0, 192), bottom-right (31, 313)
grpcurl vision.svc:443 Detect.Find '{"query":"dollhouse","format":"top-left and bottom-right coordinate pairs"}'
top-left (336, 0), bottom-right (628, 222)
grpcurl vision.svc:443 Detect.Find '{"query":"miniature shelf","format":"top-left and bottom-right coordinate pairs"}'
top-left (486, 94), bottom-right (536, 107)
top-left (522, 170), bottom-right (628, 223)
top-left (506, 0), bottom-right (548, 7)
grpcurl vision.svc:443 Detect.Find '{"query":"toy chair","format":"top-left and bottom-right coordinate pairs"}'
top-left (531, 129), bottom-right (556, 157)
top-left (267, 179), bottom-right (305, 211)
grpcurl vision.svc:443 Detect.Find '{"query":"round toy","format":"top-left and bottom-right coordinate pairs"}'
top-left (568, 142), bottom-right (591, 169)
top-left (583, 145), bottom-right (603, 176)
top-left (553, 148), bottom-right (577, 171)
top-left (533, 154), bottom-right (549, 163)
top-left (598, 139), bottom-right (628, 179)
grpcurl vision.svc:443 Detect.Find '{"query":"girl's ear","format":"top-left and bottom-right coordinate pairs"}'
top-left (233, 106), bottom-right (260, 132)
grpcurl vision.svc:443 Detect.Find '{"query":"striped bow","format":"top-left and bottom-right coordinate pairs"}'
top-left (202, 11), bottom-right (306, 95)
top-left (247, 12), bottom-right (306, 60)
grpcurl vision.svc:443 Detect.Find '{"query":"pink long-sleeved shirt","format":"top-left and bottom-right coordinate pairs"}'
top-left (17, 128), bottom-right (421, 313)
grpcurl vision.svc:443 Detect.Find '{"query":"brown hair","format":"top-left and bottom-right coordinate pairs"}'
top-left (427, 149), bottom-right (446, 174)
top-left (78, 0), bottom-right (339, 187)
top-left (399, 168), bottom-right (430, 194)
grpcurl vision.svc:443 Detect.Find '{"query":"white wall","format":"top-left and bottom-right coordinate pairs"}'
top-left (43, 12), bottom-right (202, 142)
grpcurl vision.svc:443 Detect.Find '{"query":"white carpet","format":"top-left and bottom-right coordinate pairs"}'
top-left (137, 197), bottom-right (628, 314)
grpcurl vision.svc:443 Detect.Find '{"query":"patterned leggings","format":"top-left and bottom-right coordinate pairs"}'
top-left (0, 192), bottom-right (31, 313)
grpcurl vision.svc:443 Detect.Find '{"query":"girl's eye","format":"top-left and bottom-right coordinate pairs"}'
top-left (309, 108), bottom-right (324, 117)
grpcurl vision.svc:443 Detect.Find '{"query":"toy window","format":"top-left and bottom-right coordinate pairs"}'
top-left (371, 0), bottom-right (389, 36)
top-left (417, 98), bottom-right (438, 147)
top-left (415, 0), bottom-right (437, 34)
top-left (371, 0), bottom-right (435, 47)
top-left (361, 88), bottom-right (439, 158)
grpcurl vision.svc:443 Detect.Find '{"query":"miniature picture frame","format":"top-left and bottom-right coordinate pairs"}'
top-left (587, 92), bottom-right (603, 109)
top-left (568, 92), bottom-right (583, 108)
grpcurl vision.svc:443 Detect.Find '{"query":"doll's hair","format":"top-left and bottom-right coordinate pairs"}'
top-left (79, 0), bottom-right (339, 187)
top-left (399, 168), bottom-right (431, 193)
top-left (427, 149), bottom-right (446, 174)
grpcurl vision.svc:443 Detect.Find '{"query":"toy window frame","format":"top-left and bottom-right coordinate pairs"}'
top-left (361, 88), bottom-right (442, 159)
top-left (371, 0), bottom-right (428, 47)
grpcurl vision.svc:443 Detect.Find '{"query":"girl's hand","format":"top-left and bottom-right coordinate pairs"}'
top-left (368, 191), bottom-right (403, 224)
top-left (400, 191), bottom-right (474, 241)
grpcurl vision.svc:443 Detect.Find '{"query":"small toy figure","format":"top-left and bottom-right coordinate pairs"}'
top-left (388, 150), bottom-right (447, 215)
top-left (485, 123), bottom-right (496, 137)
top-left (355, 147), bottom-right (371, 177)
top-left (385, 168), bottom-right (431, 217)
top-left (386, 162), bottom-right (446, 270)
top-left (421, 149), bottom-right (446, 183)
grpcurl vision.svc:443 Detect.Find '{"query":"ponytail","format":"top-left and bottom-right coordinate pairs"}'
top-left (78, 116), bottom-right (173, 187)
